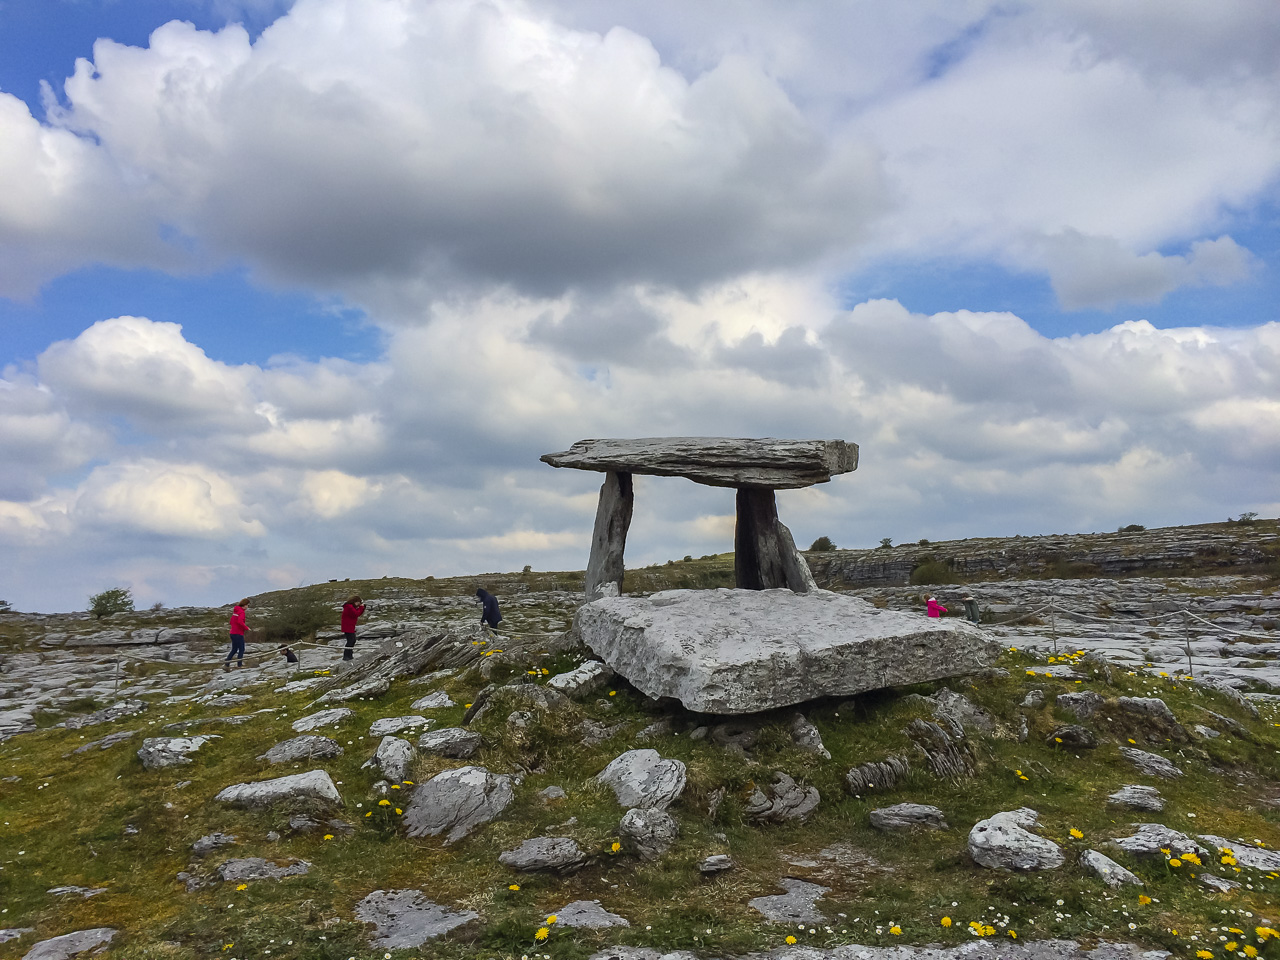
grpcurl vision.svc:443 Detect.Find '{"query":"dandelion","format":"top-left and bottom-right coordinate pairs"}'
top-left (610, 841), bottom-right (621, 853)
top-left (1242, 947), bottom-right (1257, 958)
top-left (1008, 931), bottom-right (1018, 939)
top-left (546, 915), bottom-right (558, 925)
top-left (223, 945), bottom-right (233, 951)
top-left (1170, 858), bottom-right (1183, 867)
top-left (236, 884), bottom-right (247, 891)
top-left (509, 884), bottom-right (520, 891)
top-left (1257, 927), bottom-right (1279, 940)
top-left (609, 690), bottom-right (617, 696)
top-left (394, 808), bottom-right (402, 815)
top-left (1198, 952), bottom-right (1214, 959)
top-left (1070, 828), bottom-right (1084, 839)
top-left (323, 834), bottom-right (334, 840)
top-left (390, 784), bottom-right (400, 790)
top-left (1226, 943), bottom-right (1238, 952)
top-left (1128, 738), bottom-right (1137, 744)
top-left (1138, 895), bottom-right (1152, 905)
top-left (890, 926), bottom-right (902, 935)
top-left (535, 928), bottom-right (550, 941)
top-left (365, 811), bottom-right (372, 817)
top-left (941, 917), bottom-right (952, 927)
top-left (379, 799), bottom-right (391, 806)
top-left (1026, 670), bottom-right (1036, 676)
top-left (403, 780), bottom-right (414, 785)
top-left (786, 936), bottom-right (797, 945)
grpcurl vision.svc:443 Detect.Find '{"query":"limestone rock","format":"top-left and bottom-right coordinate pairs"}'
top-left (354, 890), bottom-right (478, 948)
top-left (553, 900), bottom-right (630, 929)
top-left (1110, 824), bottom-right (1207, 859)
top-left (870, 803), bottom-right (947, 831)
top-left (618, 807), bottom-right (678, 860)
top-left (1055, 691), bottom-right (1104, 719)
top-left (63, 699), bottom-right (147, 730)
top-left (547, 661), bottom-right (614, 698)
top-left (217, 857), bottom-right (310, 882)
top-left (1047, 725), bottom-right (1098, 749)
top-left (929, 688), bottom-right (995, 733)
top-left (748, 878), bottom-right (829, 924)
top-left (1080, 850), bottom-right (1144, 887)
top-left (361, 736), bottom-right (415, 782)
top-left (1193, 724), bottom-right (1220, 739)
top-left (1119, 746), bottom-right (1183, 779)
top-left (1199, 873), bottom-right (1242, 892)
top-left (215, 770), bottom-right (342, 810)
top-left (845, 755), bottom-right (910, 795)
top-left (906, 718), bottom-right (975, 779)
top-left (1198, 835), bottom-right (1280, 871)
top-left (968, 808), bottom-right (1064, 871)
top-left (789, 712), bottom-right (831, 759)
top-left (744, 771), bottom-right (819, 823)
top-left (470, 684), bottom-right (572, 724)
top-left (369, 715), bottom-right (431, 737)
top-left (19, 928), bottom-right (116, 960)
top-left (410, 690), bottom-right (454, 710)
top-left (402, 766), bottom-right (513, 843)
top-left (259, 736), bottom-right (343, 765)
top-left (698, 854), bottom-right (734, 873)
top-left (540, 786), bottom-right (566, 802)
top-left (417, 727), bottom-right (483, 759)
top-left (291, 708), bottom-right (352, 732)
top-left (0, 708), bottom-right (36, 742)
top-left (0, 929), bottom-right (33, 945)
top-left (1021, 689), bottom-right (1045, 708)
top-left (191, 833), bottom-right (237, 857)
top-left (636, 718), bottom-right (675, 741)
top-left (137, 735), bottom-right (219, 770)
top-left (71, 730), bottom-right (138, 754)
top-left (596, 749), bottom-right (686, 810)
top-left (578, 719), bottom-right (629, 746)
top-left (1107, 785), bottom-right (1165, 812)
top-left (576, 588), bottom-right (997, 713)
top-left (497, 836), bottom-right (587, 874)
top-left (317, 677), bottom-right (390, 704)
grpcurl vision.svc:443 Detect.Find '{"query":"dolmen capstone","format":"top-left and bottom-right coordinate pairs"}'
top-left (575, 587), bottom-right (996, 713)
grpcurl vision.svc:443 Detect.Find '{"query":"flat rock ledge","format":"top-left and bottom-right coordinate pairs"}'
top-left (498, 836), bottom-right (587, 874)
top-left (137, 735), bottom-right (220, 770)
top-left (748, 878), bottom-right (829, 924)
top-left (596, 749), bottom-right (686, 810)
top-left (19, 927), bottom-right (117, 960)
top-left (969, 808), bottom-right (1064, 871)
top-left (576, 588), bottom-right (997, 713)
top-left (354, 890), bottom-right (478, 949)
top-left (585, 941), bottom-right (1169, 960)
top-left (555, 900), bottom-right (630, 929)
top-left (215, 770), bottom-right (342, 809)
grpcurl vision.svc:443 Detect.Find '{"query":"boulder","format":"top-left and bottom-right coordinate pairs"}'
top-left (71, 730), bottom-right (138, 754)
top-left (698, 854), bottom-right (734, 874)
top-left (547, 661), bottom-right (614, 698)
top-left (191, 833), bottom-right (237, 857)
top-left (748, 878), bottom-right (828, 924)
top-left (417, 728), bottom-right (483, 759)
top-left (410, 690), bottom-right (454, 710)
top-left (362, 736), bottom-right (415, 782)
top-left (217, 858), bottom-right (310, 882)
top-left (870, 803), bottom-right (947, 831)
top-left (354, 890), bottom-right (478, 948)
top-left (968, 808), bottom-right (1064, 871)
top-left (1119, 746), bottom-right (1183, 779)
top-left (369, 715), bottom-right (431, 737)
top-left (469, 684), bottom-right (572, 724)
top-left (575, 589), bottom-right (997, 713)
top-left (291, 708), bottom-right (352, 732)
top-left (1199, 873), bottom-right (1242, 893)
top-left (928, 688), bottom-right (996, 733)
top-left (596, 749), bottom-right (686, 810)
top-left (1046, 725), bottom-right (1098, 749)
top-left (744, 771), bottom-right (819, 823)
top-left (789, 712), bottom-right (831, 759)
top-left (552, 900), bottom-right (630, 929)
top-left (402, 766), bottom-right (513, 843)
top-left (63, 699), bottom-right (147, 730)
top-left (215, 770), bottom-right (342, 810)
top-left (137, 735), bottom-right (219, 770)
top-left (845, 755), bottom-right (911, 795)
top-left (0, 708), bottom-right (36, 742)
top-left (1056, 691), bottom-right (1104, 719)
top-left (1107, 785), bottom-right (1165, 812)
top-left (497, 837), bottom-right (587, 874)
top-left (1198, 835), bottom-right (1280, 871)
top-left (259, 736), bottom-right (343, 765)
top-left (1110, 824), bottom-right (1207, 859)
top-left (317, 677), bottom-right (390, 704)
top-left (618, 807), bottom-right (678, 861)
top-left (1080, 850), bottom-right (1144, 887)
top-left (19, 928), bottom-right (116, 960)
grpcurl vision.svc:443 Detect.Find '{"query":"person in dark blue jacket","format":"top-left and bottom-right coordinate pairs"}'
top-left (476, 588), bottom-right (503, 629)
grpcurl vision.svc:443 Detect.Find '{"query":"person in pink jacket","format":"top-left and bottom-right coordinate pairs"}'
top-left (926, 594), bottom-right (947, 618)
top-left (340, 594), bottom-right (366, 661)
top-left (225, 598), bottom-right (250, 670)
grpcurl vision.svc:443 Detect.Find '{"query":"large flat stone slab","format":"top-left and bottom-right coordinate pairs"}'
top-left (575, 588), bottom-right (997, 713)
top-left (541, 437), bottom-right (857, 489)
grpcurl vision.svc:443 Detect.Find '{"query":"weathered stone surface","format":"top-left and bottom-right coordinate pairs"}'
top-left (906, 717), bottom-right (975, 779)
top-left (354, 890), bottom-right (478, 948)
top-left (698, 854), bottom-right (734, 873)
top-left (1198, 835), bottom-right (1280, 871)
top-left (215, 770), bottom-right (341, 809)
top-left (0, 929), bottom-right (33, 945)
top-left (541, 437), bottom-right (858, 490)
top-left (789, 712), bottom-right (831, 759)
top-left (585, 470), bottom-right (633, 600)
top-left (1119, 746), bottom-right (1183, 779)
top-left (259, 736), bottom-right (343, 765)
top-left (576, 588), bottom-right (996, 713)
top-left (71, 729), bottom-right (138, 754)
top-left (417, 727), bottom-right (483, 759)
top-left (870, 803), bottom-right (947, 831)
top-left (734, 486), bottom-right (817, 593)
top-left (547, 661), bottom-right (614, 698)
top-left (498, 836), bottom-right (587, 874)
top-left (20, 928), bottom-right (116, 960)
top-left (1080, 849), bottom-right (1144, 887)
top-left (467, 683), bottom-right (573, 723)
top-left (553, 900), bottom-right (630, 929)
top-left (362, 736), bottom-right (415, 782)
top-left (1046, 725), bottom-right (1098, 749)
top-left (1199, 872), bottom-right (1242, 892)
top-left (744, 771), bottom-right (819, 823)
top-left (540, 785), bottom-right (566, 802)
top-left (618, 807), bottom-right (678, 860)
top-left (191, 833), bottom-right (236, 857)
top-left (217, 857), bottom-right (310, 882)
top-left (369, 715), bottom-right (431, 737)
top-left (1110, 824), bottom-right (1207, 859)
top-left (1108, 785), bottom-right (1165, 812)
top-left (317, 677), bottom-right (390, 704)
top-left (63, 699), bottom-right (146, 729)
top-left (291, 708), bottom-right (352, 732)
top-left (968, 808), bottom-right (1064, 871)
top-left (0, 708), bottom-right (36, 742)
top-left (137, 735), bottom-right (219, 770)
top-left (1117, 696), bottom-right (1177, 723)
top-left (1056, 691), bottom-right (1104, 719)
top-left (1193, 724), bottom-right (1220, 739)
top-left (596, 749), bottom-right (686, 810)
top-left (1021, 689), bottom-right (1045, 708)
top-left (845, 755), bottom-right (911, 795)
top-left (402, 766), bottom-right (513, 843)
top-left (200, 693), bottom-right (252, 708)
top-left (410, 690), bottom-right (454, 710)
top-left (748, 878), bottom-right (829, 924)
top-left (46, 886), bottom-right (106, 899)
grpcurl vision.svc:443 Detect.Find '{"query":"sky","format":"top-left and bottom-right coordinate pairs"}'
top-left (2, 0), bottom-right (1278, 613)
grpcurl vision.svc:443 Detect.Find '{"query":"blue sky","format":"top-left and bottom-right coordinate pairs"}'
top-left (2, 0), bottom-right (1278, 611)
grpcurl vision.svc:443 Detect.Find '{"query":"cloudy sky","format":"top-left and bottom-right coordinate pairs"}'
top-left (2, 0), bottom-right (1278, 612)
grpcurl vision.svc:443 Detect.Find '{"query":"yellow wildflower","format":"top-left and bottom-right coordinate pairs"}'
top-left (1128, 738), bottom-right (1137, 743)
top-left (610, 841), bottom-right (621, 853)
top-left (941, 917), bottom-right (952, 927)
top-left (1229, 929), bottom-right (1244, 935)
top-left (1197, 952), bottom-right (1213, 959)
top-left (1026, 670), bottom-right (1036, 676)
top-left (390, 784), bottom-right (400, 789)
top-left (395, 808), bottom-right (402, 814)
top-left (1138, 895), bottom-right (1151, 905)
top-left (1257, 927), bottom-right (1279, 941)
top-left (236, 883), bottom-right (247, 891)
top-left (508, 884), bottom-right (520, 891)
top-left (546, 915), bottom-right (557, 925)
top-left (1225, 943), bottom-right (1238, 952)
top-left (609, 690), bottom-right (617, 696)
top-left (1070, 827), bottom-right (1083, 839)
top-left (1008, 931), bottom-right (1018, 939)
top-left (323, 834), bottom-right (334, 840)
top-left (535, 927), bottom-right (549, 941)
top-left (1242, 947), bottom-right (1257, 958)
top-left (365, 811), bottom-right (372, 817)
top-left (890, 926), bottom-right (901, 935)
top-left (786, 936), bottom-right (797, 945)
top-left (1184, 852), bottom-right (1202, 865)
top-left (403, 780), bottom-right (414, 785)
top-left (1169, 858), bottom-right (1182, 867)
top-left (379, 799), bottom-right (391, 806)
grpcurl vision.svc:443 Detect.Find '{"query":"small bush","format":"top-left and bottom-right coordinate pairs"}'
top-left (0, 599), bottom-right (11, 613)
top-left (522, 564), bottom-right (532, 574)
top-left (918, 538), bottom-right (930, 546)
top-left (149, 601), bottom-right (165, 612)
top-left (808, 536), bottom-right (836, 551)
top-left (910, 559), bottom-right (958, 585)
top-left (878, 537), bottom-right (893, 549)
top-left (89, 587), bottom-right (134, 619)
top-left (257, 589), bottom-right (332, 645)
top-left (1118, 523), bottom-right (1145, 533)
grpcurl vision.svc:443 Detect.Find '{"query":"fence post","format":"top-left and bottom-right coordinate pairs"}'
top-left (1049, 594), bottom-right (1059, 658)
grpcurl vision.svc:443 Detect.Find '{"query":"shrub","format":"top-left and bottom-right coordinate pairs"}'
top-left (878, 537), bottom-right (893, 549)
top-left (918, 538), bottom-right (930, 546)
top-left (522, 564), bottom-right (532, 574)
top-left (149, 601), bottom-right (165, 612)
top-left (256, 589), bottom-right (332, 645)
top-left (909, 559), bottom-right (958, 585)
top-left (1118, 523), bottom-right (1145, 533)
top-left (0, 599), bottom-right (11, 612)
top-left (89, 587), bottom-right (134, 619)
top-left (1236, 511), bottom-right (1259, 524)
top-left (808, 536), bottom-right (836, 551)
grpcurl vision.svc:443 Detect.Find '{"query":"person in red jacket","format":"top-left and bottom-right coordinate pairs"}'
top-left (225, 598), bottom-right (250, 670)
top-left (926, 594), bottom-right (947, 618)
top-left (340, 594), bottom-right (366, 661)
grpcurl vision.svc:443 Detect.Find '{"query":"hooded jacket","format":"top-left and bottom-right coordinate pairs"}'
top-left (341, 602), bottom-right (366, 633)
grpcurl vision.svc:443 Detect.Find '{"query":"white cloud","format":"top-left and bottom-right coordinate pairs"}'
top-left (73, 460), bottom-right (266, 538)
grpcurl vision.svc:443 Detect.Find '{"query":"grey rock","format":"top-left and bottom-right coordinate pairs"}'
top-left (0, 708), bottom-right (36, 741)
top-left (200, 693), bottom-right (253, 708)
top-left (63, 699), bottom-right (147, 729)
top-left (20, 928), bottom-right (116, 960)
top-left (215, 770), bottom-right (342, 809)
top-left (1021, 689), bottom-right (1045, 708)
top-left (275, 678), bottom-right (327, 694)
top-left (410, 669), bottom-right (456, 687)
top-left (0, 929), bottom-right (34, 945)
top-left (870, 803), bottom-right (947, 831)
top-left (317, 677), bottom-right (390, 704)
top-left (744, 771), bottom-right (819, 823)
top-left (553, 900), bottom-right (630, 929)
top-left (789, 712), bottom-right (831, 759)
top-left (362, 736), bottom-right (415, 782)
top-left (698, 854), bottom-right (734, 873)
top-left (1080, 849), bottom-right (1144, 887)
top-left (618, 806), bottom-right (678, 860)
top-left (540, 786), bottom-right (566, 802)
top-left (217, 857), bottom-right (310, 882)
top-left (369, 715), bottom-right (431, 737)
top-left (636, 718), bottom-right (675, 741)
top-left (546, 661), bottom-right (614, 698)
top-left (402, 765), bottom-right (513, 843)
top-left (845, 755), bottom-right (911, 795)
top-left (578, 719), bottom-right (629, 746)
top-left (596, 749), bottom-right (686, 810)
top-left (1198, 872), bottom-right (1242, 892)
top-left (410, 690), bottom-right (454, 710)
top-left (291, 707), bottom-right (352, 732)
top-left (137, 735), bottom-right (220, 770)
top-left (71, 729), bottom-right (138, 754)
top-left (498, 836), bottom-right (587, 874)
top-left (747, 878), bottom-right (829, 924)
top-left (507, 710), bottom-right (534, 729)
top-left (905, 717), bottom-right (975, 779)
top-left (287, 816), bottom-right (353, 835)
top-left (470, 684), bottom-right (572, 723)
top-left (1047, 725), bottom-right (1098, 749)
top-left (576, 588), bottom-right (997, 713)
top-left (1056, 691), bottom-right (1104, 719)
top-left (968, 808), bottom-right (1064, 871)
top-left (1107, 785), bottom-right (1165, 812)
top-left (259, 735), bottom-right (343, 765)
top-left (46, 886), bottom-right (106, 899)
top-left (1117, 696), bottom-right (1178, 723)
top-left (354, 889), bottom-right (478, 948)
top-left (1198, 834), bottom-right (1280, 871)
top-left (709, 720), bottom-right (759, 751)
top-left (930, 688), bottom-right (995, 733)
top-left (191, 833), bottom-right (237, 857)
top-left (1110, 824), bottom-right (1207, 859)
top-left (1119, 746), bottom-right (1183, 779)
top-left (417, 727), bottom-right (483, 758)
top-left (1193, 724), bottom-right (1220, 739)
top-left (1203, 710), bottom-right (1250, 738)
